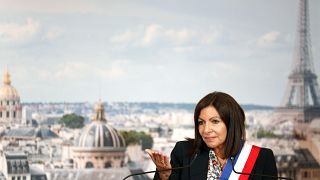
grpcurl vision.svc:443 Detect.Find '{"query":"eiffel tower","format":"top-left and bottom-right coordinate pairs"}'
top-left (276, 0), bottom-right (320, 123)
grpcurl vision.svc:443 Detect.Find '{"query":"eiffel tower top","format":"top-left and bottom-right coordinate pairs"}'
top-left (282, 0), bottom-right (320, 108)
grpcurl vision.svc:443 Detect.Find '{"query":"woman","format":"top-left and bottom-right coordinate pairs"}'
top-left (146, 91), bottom-right (278, 180)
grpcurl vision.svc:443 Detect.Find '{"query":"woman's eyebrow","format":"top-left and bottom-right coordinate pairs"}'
top-left (198, 116), bottom-right (220, 121)
top-left (208, 116), bottom-right (221, 121)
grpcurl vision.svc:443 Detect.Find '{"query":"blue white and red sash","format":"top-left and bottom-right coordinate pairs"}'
top-left (220, 142), bottom-right (261, 180)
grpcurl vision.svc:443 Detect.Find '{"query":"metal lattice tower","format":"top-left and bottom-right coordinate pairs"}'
top-left (282, 0), bottom-right (320, 108)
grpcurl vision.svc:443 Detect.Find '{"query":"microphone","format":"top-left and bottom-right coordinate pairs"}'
top-left (230, 157), bottom-right (293, 180)
top-left (122, 152), bottom-right (198, 180)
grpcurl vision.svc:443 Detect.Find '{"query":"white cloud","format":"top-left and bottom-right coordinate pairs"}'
top-left (39, 62), bottom-right (88, 80)
top-left (0, 18), bottom-right (64, 45)
top-left (141, 24), bottom-right (162, 46)
top-left (142, 25), bottom-right (196, 46)
top-left (43, 27), bottom-right (64, 40)
top-left (99, 66), bottom-right (125, 80)
top-left (257, 31), bottom-right (280, 47)
top-left (38, 61), bottom-right (127, 81)
top-left (0, 18), bottom-right (40, 43)
top-left (110, 30), bottom-right (137, 44)
top-left (112, 24), bottom-right (199, 48)
top-left (165, 28), bottom-right (195, 45)
top-left (201, 28), bottom-right (221, 44)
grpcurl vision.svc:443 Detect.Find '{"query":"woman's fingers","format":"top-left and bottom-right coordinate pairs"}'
top-left (145, 149), bottom-right (158, 165)
top-left (164, 156), bottom-right (170, 166)
top-left (145, 149), bottom-right (154, 160)
top-left (154, 152), bottom-right (162, 165)
top-left (145, 149), bottom-right (171, 169)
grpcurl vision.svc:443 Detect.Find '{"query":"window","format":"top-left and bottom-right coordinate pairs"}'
top-left (0, 111), bottom-right (2, 118)
top-left (17, 177), bottom-right (21, 180)
top-left (12, 177), bottom-right (15, 180)
top-left (12, 101), bottom-right (15, 105)
top-left (6, 111), bottom-right (9, 118)
top-left (7, 101), bottom-right (9, 105)
top-left (303, 171), bottom-right (310, 178)
top-left (23, 177), bottom-right (26, 180)
top-left (13, 111), bottom-right (16, 118)
top-left (104, 161), bottom-right (112, 168)
top-left (85, 162), bottom-right (94, 168)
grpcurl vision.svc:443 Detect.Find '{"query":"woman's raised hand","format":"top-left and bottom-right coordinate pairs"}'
top-left (145, 149), bottom-right (171, 179)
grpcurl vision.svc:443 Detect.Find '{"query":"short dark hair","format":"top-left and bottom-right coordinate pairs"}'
top-left (188, 91), bottom-right (246, 158)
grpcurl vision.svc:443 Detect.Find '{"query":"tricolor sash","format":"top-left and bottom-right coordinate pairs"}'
top-left (220, 142), bottom-right (261, 180)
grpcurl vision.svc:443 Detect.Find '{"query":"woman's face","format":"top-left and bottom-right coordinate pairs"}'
top-left (198, 106), bottom-right (227, 150)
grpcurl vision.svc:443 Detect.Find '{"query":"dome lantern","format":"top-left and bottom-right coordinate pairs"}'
top-left (93, 99), bottom-right (106, 122)
top-left (3, 69), bottom-right (11, 85)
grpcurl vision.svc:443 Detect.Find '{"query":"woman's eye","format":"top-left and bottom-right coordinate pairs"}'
top-left (198, 121), bottom-right (204, 125)
top-left (211, 119), bottom-right (220, 124)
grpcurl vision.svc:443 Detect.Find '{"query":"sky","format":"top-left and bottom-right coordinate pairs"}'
top-left (0, 0), bottom-right (319, 106)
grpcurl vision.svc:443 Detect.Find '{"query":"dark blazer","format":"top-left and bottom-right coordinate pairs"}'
top-left (154, 141), bottom-right (278, 180)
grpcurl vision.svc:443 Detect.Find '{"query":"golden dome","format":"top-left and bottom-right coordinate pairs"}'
top-left (0, 70), bottom-right (20, 100)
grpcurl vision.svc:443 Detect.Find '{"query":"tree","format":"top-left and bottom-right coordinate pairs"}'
top-left (139, 131), bottom-right (153, 150)
top-left (120, 130), bottom-right (153, 150)
top-left (256, 128), bottom-right (277, 139)
top-left (59, 113), bottom-right (85, 129)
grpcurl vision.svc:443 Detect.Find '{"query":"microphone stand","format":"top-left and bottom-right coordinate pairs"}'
top-left (123, 153), bottom-right (198, 180)
top-left (230, 157), bottom-right (293, 180)
top-left (122, 165), bottom-right (190, 180)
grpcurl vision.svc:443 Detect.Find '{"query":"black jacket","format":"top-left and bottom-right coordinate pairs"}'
top-left (155, 141), bottom-right (278, 180)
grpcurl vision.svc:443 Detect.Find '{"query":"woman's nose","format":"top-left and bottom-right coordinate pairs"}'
top-left (203, 123), bottom-right (212, 133)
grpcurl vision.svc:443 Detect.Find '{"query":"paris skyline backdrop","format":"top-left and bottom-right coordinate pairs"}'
top-left (0, 0), bottom-right (319, 106)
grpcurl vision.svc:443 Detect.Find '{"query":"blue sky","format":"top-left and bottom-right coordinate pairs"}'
top-left (0, 0), bottom-right (319, 106)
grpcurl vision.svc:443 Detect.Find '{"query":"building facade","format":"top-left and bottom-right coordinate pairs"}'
top-left (276, 148), bottom-right (320, 180)
top-left (0, 152), bottom-right (31, 180)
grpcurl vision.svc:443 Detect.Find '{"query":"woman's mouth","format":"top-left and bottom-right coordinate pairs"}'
top-left (204, 136), bottom-right (217, 141)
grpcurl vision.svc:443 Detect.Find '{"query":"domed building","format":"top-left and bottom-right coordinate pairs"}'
top-left (0, 69), bottom-right (22, 125)
top-left (72, 100), bottom-right (126, 169)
